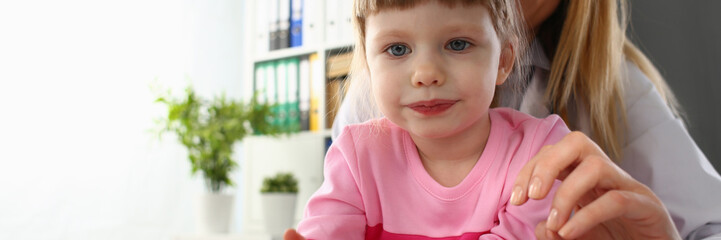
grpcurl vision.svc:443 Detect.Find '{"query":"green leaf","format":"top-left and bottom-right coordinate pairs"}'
top-left (153, 85), bottom-right (292, 192)
top-left (260, 172), bottom-right (299, 193)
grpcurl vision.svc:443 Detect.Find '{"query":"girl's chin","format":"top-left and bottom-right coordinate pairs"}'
top-left (406, 117), bottom-right (486, 140)
top-left (408, 126), bottom-right (463, 139)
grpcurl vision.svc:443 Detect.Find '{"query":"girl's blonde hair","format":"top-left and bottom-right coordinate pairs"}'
top-left (542, 0), bottom-right (681, 160)
top-left (344, 0), bottom-right (530, 126)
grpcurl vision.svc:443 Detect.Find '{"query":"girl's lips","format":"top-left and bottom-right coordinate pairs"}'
top-left (406, 99), bottom-right (458, 116)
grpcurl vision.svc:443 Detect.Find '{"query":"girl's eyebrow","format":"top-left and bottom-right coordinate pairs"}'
top-left (443, 24), bottom-right (486, 36)
top-left (371, 24), bottom-right (487, 40)
top-left (370, 29), bottom-right (411, 42)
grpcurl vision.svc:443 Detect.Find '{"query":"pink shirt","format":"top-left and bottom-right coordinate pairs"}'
top-left (297, 108), bottom-right (570, 239)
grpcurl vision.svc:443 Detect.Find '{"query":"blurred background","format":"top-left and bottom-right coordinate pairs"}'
top-left (1, 0), bottom-right (247, 239)
top-left (628, 0), bottom-right (721, 170)
top-left (0, 0), bottom-right (718, 240)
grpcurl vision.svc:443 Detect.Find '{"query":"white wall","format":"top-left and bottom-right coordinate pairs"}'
top-left (0, 0), bottom-right (248, 239)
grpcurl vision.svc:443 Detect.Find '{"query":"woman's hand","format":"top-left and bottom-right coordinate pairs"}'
top-left (511, 131), bottom-right (682, 239)
top-left (284, 229), bottom-right (306, 240)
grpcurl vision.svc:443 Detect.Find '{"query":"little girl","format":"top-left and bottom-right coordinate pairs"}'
top-left (287, 0), bottom-right (569, 239)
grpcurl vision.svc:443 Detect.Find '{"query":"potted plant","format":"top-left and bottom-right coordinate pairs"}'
top-left (156, 87), bottom-right (283, 234)
top-left (260, 172), bottom-right (299, 238)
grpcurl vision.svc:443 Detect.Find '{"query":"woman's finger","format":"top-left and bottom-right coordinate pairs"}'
top-left (514, 131), bottom-right (681, 239)
top-left (535, 220), bottom-right (548, 239)
top-left (556, 189), bottom-right (664, 239)
top-left (545, 154), bottom-right (622, 231)
top-left (521, 131), bottom-right (601, 201)
top-left (284, 228), bottom-right (306, 240)
top-left (535, 220), bottom-right (562, 240)
top-left (511, 133), bottom-right (581, 205)
top-left (510, 145), bottom-right (551, 205)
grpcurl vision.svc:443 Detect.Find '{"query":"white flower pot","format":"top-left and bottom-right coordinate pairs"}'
top-left (196, 193), bottom-right (235, 234)
top-left (261, 193), bottom-right (297, 239)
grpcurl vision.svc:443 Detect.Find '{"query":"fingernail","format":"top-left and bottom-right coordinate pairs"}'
top-left (529, 177), bottom-right (542, 198)
top-left (510, 186), bottom-right (523, 205)
top-left (546, 208), bottom-right (559, 230)
top-left (558, 225), bottom-right (573, 238)
top-left (545, 229), bottom-right (556, 240)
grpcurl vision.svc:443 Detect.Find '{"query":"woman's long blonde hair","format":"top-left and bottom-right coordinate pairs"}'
top-left (345, 0), bottom-right (529, 127)
top-left (544, 0), bottom-right (681, 160)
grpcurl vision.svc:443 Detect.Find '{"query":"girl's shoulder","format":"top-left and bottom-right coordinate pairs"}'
top-left (490, 108), bottom-right (567, 132)
top-left (338, 117), bottom-right (397, 139)
top-left (330, 118), bottom-right (411, 173)
top-left (488, 108), bottom-right (570, 180)
top-left (490, 108), bottom-right (571, 148)
top-left (334, 117), bottom-right (406, 150)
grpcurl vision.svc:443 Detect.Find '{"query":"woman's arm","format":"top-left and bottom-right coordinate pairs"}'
top-left (511, 131), bottom-right (682, 239)
top-left (509, 60), bottom-right (721, 239)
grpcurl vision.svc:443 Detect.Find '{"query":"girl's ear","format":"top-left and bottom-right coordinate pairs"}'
top-left (496, 41), bottom-right (515, 85)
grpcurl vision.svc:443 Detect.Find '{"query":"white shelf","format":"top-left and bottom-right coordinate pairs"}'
top-left (241, 0), bottom-right (350, 234)
top-left (254, 43), bottom-right (353, 63)
top-left (242, 132), bottom-right (327, 234)
top-left (254, 46), bottom-right (320, 63)
top-left (324, 42), bottom-right (354, 52)
top-left (174, 234), bottom-right (271, 240)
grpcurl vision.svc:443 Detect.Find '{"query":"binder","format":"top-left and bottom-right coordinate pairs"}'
top-left (268, 0), bottom-right (280, 50)
top-left (254, 62), bottom-right (267, 104)
top-left (290, 0), bottom-right (303, 48)
top-left (324, 51), bottom-right (352, 130)
top-left (309, 53), bottom-right (323, 131)
top-left (266, 61), bottom-right (278, 128)
top-left (301, 0), bottom-right (318, 47)
top-left (324, 0), bottom-right (339, 45)
top-left (325, 79), bottom-right (343, 129)
top-left (326, 51), bottom-right (353, 79)
top-left (298, 56), bottom-right (311, 131)
top-left (287, 57), bottom-right (301, 132)
top-left (254, 62), bottom-right (269, 135)
top-left (338, 0), bottom-right (354, 45)
top-left (276, 59), bottom-right (289, 131)
top-left (278, 0), bottom-right (291, 49)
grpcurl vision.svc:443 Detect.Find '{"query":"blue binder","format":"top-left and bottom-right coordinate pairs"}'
top-left (290, 0), bottom-right (303, 47)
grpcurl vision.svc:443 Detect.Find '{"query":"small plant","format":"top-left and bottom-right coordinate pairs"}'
top-left (156, 87), bottom-right (285, 193)
top-left (261, 172), bottom-right (299, 193)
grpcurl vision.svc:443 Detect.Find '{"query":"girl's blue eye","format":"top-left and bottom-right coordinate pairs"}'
top-left (387, 44), bottom-right (410, 57)
top-left (447, 39), bottom-right (470, 51)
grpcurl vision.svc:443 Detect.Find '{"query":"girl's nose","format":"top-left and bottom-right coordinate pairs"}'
top-left (411, 61), bottom-right (446, 87)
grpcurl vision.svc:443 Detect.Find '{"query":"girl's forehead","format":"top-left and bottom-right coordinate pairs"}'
top-left (358, 0), bottom-right (487, 15)
top-left (366, 0), bottom-right (488, 16)
top-left (362, 1), bottom-right (498, 36)
top-left (364, 3), bottom-right (498, 45)
top-left (365, 2), bottom-right (492, 30)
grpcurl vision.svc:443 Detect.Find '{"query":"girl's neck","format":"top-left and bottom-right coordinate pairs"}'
top-left (410, 114), bottom-right (492, 187)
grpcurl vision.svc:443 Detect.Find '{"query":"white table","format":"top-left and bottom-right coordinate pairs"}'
top-left (174, 233), bottom-right (272, 240)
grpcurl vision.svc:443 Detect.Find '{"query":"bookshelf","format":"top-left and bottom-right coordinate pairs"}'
top-left (240, 0), bottom-right (353, 235)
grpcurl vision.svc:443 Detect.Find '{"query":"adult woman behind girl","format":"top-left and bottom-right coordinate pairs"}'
top-left (331, 0), bottom-right (721, 239)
